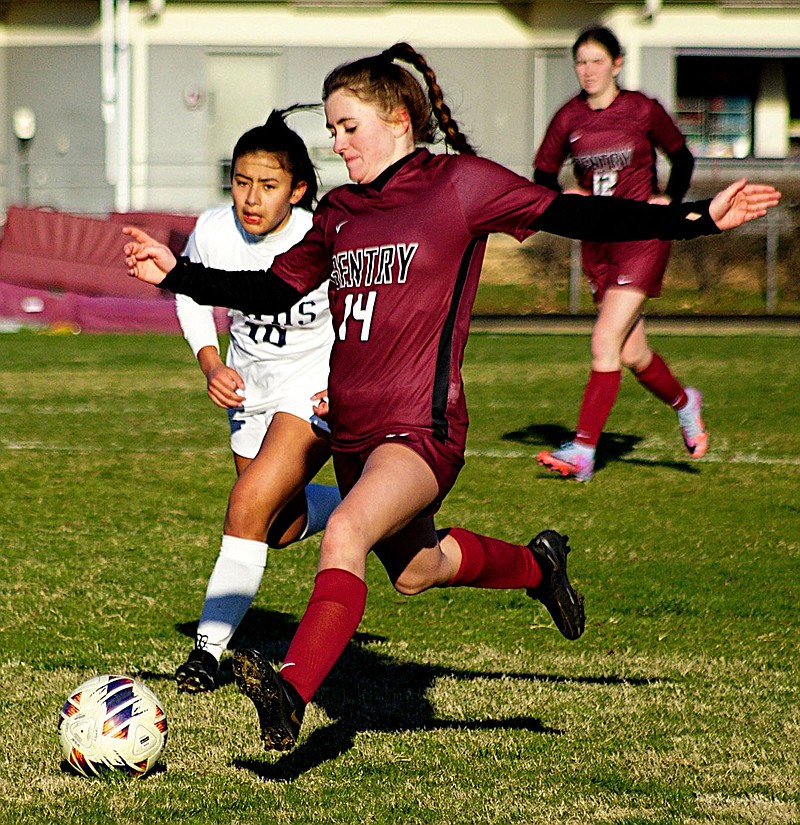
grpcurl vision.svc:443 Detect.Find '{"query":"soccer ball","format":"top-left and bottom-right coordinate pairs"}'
top-left (58, 674), bottom-right (168, 778)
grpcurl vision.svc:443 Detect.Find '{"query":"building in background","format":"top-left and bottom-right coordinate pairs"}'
top-left (0, 0), bottom-right (798, 215)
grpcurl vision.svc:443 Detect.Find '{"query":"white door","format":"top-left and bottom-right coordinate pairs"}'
top-left (206, 51), bottom-right (282, 194)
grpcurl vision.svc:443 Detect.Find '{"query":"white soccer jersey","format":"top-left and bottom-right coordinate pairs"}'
top-left (175, 205), bottom-right (334, 418)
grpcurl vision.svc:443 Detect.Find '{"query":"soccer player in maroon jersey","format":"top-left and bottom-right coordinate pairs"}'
top-left (124, 43), bottom-right (779, 752)
top-left (534, 26), bottom-right (705, 482)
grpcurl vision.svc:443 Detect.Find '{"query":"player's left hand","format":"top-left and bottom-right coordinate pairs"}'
top-left (311, 390), bottom-right (330, 419)
top-left (709, 179), bottom-right (782, 231)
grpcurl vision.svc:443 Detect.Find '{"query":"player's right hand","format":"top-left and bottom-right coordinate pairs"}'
top-left (206, 363), bottom-right (246, 409)
top-left (122, 226), bottom-right (176, 285)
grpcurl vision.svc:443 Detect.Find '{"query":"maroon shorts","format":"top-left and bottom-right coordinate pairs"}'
top-left (332, 429), bottom-right (465, 516)
top-left (583, 238), bottom-right (671, 304)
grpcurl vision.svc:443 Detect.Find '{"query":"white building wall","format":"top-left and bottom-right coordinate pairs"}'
top-left (607, 6), bottom-right (800, 80)
top-left (0, 2), bottom-right (799, 213)
top-left (755, 60), bottom-right (790, 158)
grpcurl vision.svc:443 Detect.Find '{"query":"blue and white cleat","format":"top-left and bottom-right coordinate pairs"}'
top-left (537, 441), bottom-right (595, 482)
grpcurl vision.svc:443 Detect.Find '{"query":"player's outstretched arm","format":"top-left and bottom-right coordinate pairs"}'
top-left (709, 179), bottom-right (782, 231)
top-left (122, 226), bottom-right (177, 285)
top-left (534, 179), bottom-right (782, 244)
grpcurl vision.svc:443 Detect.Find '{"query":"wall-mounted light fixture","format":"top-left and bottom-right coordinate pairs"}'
top-left (13, 106), bottom-right (36, 143)
top-left (12, 107), bottom-right (36, 205)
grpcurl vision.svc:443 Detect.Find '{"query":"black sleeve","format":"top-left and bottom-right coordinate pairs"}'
top-left (663, 144), bottom-right (695, 203)
top-left (533, 168), bottom-right (562, 192)
top-left (159, 257), bottom-right (305, 315)
top-left (530, 194), bottom-right (721, 242)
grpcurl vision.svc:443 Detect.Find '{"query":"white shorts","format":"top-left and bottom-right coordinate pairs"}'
top-left (226, 350), bottom-right (330, 460)
top-left (227, 400), bottom-right (329, 460)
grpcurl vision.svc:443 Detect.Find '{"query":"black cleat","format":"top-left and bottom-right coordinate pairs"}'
top-left (527, 530), bottom-right (585, 640)
top-left (232, 648), bottom-right (305, 752)
top-left (175, 648), bottom-right (219, 693)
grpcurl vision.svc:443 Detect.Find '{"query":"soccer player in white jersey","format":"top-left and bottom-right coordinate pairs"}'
top-left (174, 108), bottom-right (340, 693)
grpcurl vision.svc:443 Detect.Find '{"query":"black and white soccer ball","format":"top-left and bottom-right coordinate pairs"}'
top-left (58, 674), bottom-right (168, 778)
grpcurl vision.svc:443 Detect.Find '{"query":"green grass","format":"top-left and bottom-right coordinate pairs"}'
top-left (1, 329), bottom-right (798, 824)
top-left (474, 231), bottom-right (800, 317)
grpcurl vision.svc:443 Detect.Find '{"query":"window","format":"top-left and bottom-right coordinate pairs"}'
top-left (787, 65), bottom-right (800, 157)
top-left (676, 54), bottom-right (800, 159)
top-left (675, 56), bottom-right (756, 158)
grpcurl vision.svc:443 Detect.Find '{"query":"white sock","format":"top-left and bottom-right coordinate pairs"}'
top-left (195, 535), bottom-right (268, 660)
top-left (299, 483), bottom-right (341, 539)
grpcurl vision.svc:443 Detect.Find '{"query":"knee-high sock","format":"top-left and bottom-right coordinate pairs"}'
top-left (195, 535), bottom-right (267, 661)
top-left (299, 483), bottom-right (342, 539)
top-left (446, 528), bottom-right (542, 590)
top-left (575, 369), bottom-right (622, 447)
top-left (279, 568), bottom-right (367, 704)
top-left (633, 353), bottom-right (688, 409)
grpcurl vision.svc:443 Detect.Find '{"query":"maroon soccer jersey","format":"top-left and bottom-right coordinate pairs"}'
top-left (535, 90), bottom-right (686, 200)
top-left (270, 149), bottom-right (557, 454)
top-left (535, 90), bottom-right (686, 299)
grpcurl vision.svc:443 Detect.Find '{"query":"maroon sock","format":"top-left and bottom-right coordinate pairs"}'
top-left (279, 568), bottom-right (367, 704)
top-left (633, 353), bottom-right (687, 409)
top-left (447, 527), bottom-right (542, 590)
top-left (575, 369), bottom-right (622, 447)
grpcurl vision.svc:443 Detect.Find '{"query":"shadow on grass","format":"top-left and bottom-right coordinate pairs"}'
top-left (502, 423), bottom-right (700, 477)
top-left (149, 609), bottom-right (661, 781)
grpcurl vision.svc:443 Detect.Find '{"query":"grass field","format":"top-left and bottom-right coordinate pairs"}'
top-left (0, 329), bottom-right (798, 825)
top-left (475, 230), bottom-right (800, 317)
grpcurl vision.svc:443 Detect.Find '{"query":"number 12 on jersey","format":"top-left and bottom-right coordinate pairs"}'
top-left (592, 170), bottom-right (618, 196)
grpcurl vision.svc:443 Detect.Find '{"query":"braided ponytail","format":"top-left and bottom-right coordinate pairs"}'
top-left (322, 43), bottom-right (475, 155)
top-left (381, 43), bottom-right (475, 156)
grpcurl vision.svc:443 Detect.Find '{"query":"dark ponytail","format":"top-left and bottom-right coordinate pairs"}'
top-left (231, 104), bottom-right (319, 210)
